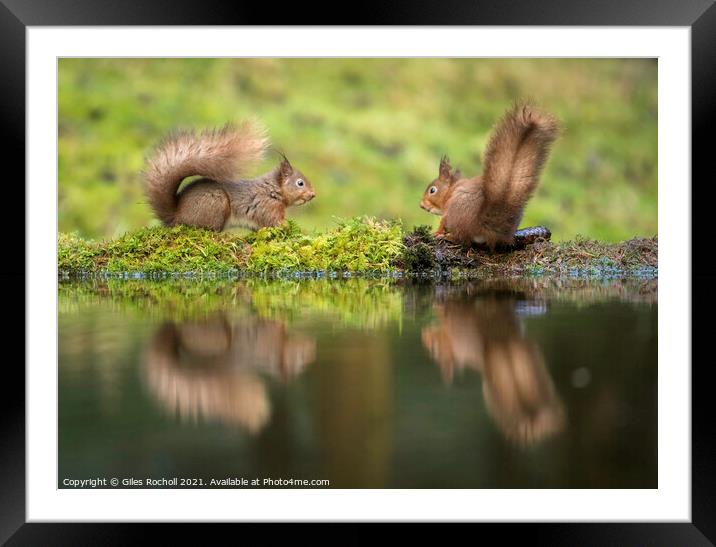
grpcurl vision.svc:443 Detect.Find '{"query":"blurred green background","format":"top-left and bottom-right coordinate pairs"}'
top-left (58, 58), bottom-right (657, 241)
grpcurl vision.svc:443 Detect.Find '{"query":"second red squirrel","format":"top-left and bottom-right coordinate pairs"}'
top-left (420, 103), bottom-right (560, 248)
top-left (143, 118), bottom-right (316, 231)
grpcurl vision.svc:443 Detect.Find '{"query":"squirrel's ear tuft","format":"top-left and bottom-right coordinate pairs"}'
top-left (440, 155), bottom-right (460, 183)
top-left (279, 156), bottom-right (293, 180)
top-left (439, 155), bottom-right (452, 180)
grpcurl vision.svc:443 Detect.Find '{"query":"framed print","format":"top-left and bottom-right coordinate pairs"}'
top-left (5, 0), bottom-right (715, 543)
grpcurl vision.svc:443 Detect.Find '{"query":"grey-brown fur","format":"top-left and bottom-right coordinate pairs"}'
top-left (143, 119), bottom-right (316, 231)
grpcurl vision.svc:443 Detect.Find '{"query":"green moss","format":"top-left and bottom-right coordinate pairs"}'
top-left (58, 217), bottom-right (404, 275)
top-left (105, 226), bottom-right (250, 273)
top-left (59, 226), bottom-right (250, 274)
top-left (58, 217), bottom-right (657, 276)
top-left (58, 233), bottom-right (102, 271)
top-left (244, 217), bottom-right (403, 273)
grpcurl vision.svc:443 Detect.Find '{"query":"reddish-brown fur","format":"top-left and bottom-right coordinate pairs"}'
top-left (420, 103), bottom-right (560, 248)
top-left (421, 292), bottom-right (565, 445)
top-left (143, 118), bottom-right (316, 231)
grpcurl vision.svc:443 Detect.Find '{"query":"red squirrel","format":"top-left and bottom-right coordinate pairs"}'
top-left (420, 104), bottom-right (560, 248)
top-left (143, 119), bottom-right (316, 231)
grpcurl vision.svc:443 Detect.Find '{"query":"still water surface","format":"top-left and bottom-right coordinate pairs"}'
top-left (59, 277), bottom-right (657, 488)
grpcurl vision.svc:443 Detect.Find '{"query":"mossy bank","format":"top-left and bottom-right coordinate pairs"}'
top-left (58, 216), bottom-right (657, 277)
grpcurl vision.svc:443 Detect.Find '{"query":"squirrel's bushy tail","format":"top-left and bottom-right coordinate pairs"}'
top-left (143, 119), bottom-right (269, 225)
top-left (480, 103), bottom-right (559, 224)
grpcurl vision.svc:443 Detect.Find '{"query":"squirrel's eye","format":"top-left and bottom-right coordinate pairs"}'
top-left (296, 179), bottom-right (305, 187)
top-left (429, 186), bottom-right (437, 195)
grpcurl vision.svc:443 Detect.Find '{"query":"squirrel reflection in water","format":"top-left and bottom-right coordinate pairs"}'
top-left (421, 285), bottom-right (566, 446)
top-left (143, 313), bottom-right (315, 434)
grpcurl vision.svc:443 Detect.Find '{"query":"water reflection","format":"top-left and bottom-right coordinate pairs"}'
top-left (422, 285), bottom-right (566, 446)
top-left (143, 313), bottom-right (316, 433)
top-left (59, 277), bottom-right (657, 488)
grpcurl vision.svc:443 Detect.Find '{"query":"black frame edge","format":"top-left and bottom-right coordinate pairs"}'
top-left (2, 523), bottom-right (716, 546)
top-left (0, 0), bottom-right (26, 545)
top-left (8, 0), bottom-right (715, 543)
top-left (692, 1), bottom-right (716, 542)
top-left (1, 0), bottom-right (714, 26)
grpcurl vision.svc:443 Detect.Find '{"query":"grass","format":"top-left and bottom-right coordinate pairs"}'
top-left (58, 58), bottom-right (657, 242)
top-left (58, 217), bottom-right (657, 276)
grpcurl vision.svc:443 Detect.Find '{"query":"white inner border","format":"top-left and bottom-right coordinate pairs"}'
top-left (28, 27), bottom-right (690, 522)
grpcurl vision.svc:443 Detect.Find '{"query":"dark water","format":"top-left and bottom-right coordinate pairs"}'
top-left (58, 276), bottom-right (657, 489)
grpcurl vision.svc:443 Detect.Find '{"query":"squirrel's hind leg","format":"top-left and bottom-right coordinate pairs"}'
top-left (174, 180), bottom-right (231, 231)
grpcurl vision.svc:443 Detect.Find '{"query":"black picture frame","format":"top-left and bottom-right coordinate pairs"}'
top-left (4, 0), bottom-right (713, 542)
